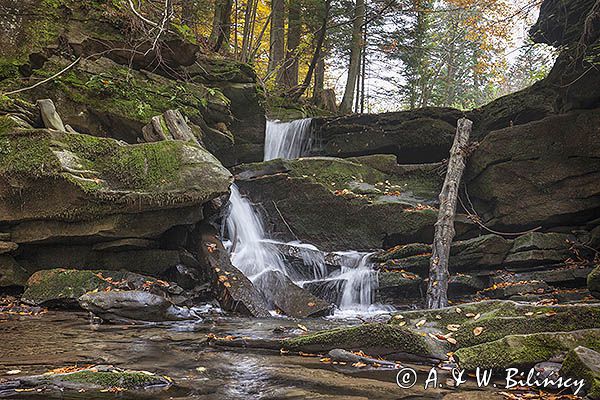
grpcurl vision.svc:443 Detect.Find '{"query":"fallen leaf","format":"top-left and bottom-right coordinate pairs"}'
top-left (473, 327), bottom-right (484, 336)
top-left (474, 313), bottom-right (481, 320)
top-left (465, 313), bottom-right (475, 317)
top-left (307, 302), bottom-right (316, 307)
top-left (6, 370), bottom-right (21, 375)
top-left (455, 307), bottom-right (462, 314)
top-left (435, 315), bottom-right (442, 320)
top-left (525, 312), bottom-right (534, 316)
top-left (223, 282), bottom-right (231, 288)
top-left (415, 319), bottom-right (426, 328)
top-left (195, 367), bottom-right (207, 372)
top-left (393, 315), bottom-right (404, 320)
top-left (398, 321), bottom-right (406, 326)
top-left (297, 324), bottom-right (308, 332)
top-left (446, 324), bottom-right (460, 332)
top-left (545, 311), bottom-right (557, 317)
top-left (446, 337), bottom-right (458, 345)
top-left (352, 362), bottom-right (367, 368)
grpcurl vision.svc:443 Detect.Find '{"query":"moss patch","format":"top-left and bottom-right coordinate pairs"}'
top-left (49, 369), bottom-right (170, 389)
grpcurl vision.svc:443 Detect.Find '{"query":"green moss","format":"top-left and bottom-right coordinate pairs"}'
top-left (375, 243), bottom-right (432, 262)
top-left (57, 370), bottom-right (168, 389)
top-left (283, 323), bottom-right (433, 356)
top-left (561, 347), bottom-right (600, 398)
top-left (0, 131), bottom-right (61, 177)
top-left (455, 329), bottom-right (600, 370)
top-left (22, 269), bottom-right (109, 304)
top-left (0, 115), bottom-right (17, 135)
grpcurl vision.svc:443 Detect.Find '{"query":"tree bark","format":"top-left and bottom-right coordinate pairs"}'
top-left (209, 0), bottom-right (233, 52)
top-left (425, 117), bottom-right (472, 309)
top-left (269, 0), bottom-right (285, 84)
top-left (339, 0), bottom-right (365, 114)
top-left (283, 0), bottom-right (301, 88)
top-left (289, 0), bottom-right (331, 101)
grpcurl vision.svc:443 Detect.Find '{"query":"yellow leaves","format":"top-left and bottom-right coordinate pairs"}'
top-left (352, 362), bottom-right (367, 368)
top-left (455, 307), bottom-right (462, 314)
top-left (473, 327), bottom-right (484, 336)
top-left (218, 275), bottom-right (229, 282)
top-left (206, 243), bottom-right (217, 253)
top-left (446, 324), bottom-right (460, 332)
top-left (307, 302), bottom-right (316, 307)
top-left (415, 319), bottom-right (426, 328)
top-left (297, 324), bottom-right (308, 332)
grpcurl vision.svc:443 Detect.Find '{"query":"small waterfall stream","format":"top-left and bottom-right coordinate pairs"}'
top-left (226, 118), bottom-right (387, 316)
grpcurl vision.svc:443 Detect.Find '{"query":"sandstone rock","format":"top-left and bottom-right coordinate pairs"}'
top-left (313, 108), bottom-right (462, 163)
top-left (0, 256), bottom-right (28, 287)
top-left (561, 346), bottom-right (600, 398)
top-left (504, 232), bottom-right (572, 268)
top-left (466, 110), bottom-right (600, 231)
top-left (376, 271), bottom-right (423, 303)
top-left (234, 156), bottom-right (445, 250)
top-left (21, 269), bottom-right (178, 307)
top-left (455, 329), bottom-right (600, 370)
top-left (78, 290), bottom-right (199, 322)
top-left (92, 238), bottom-right (158, 252)
top-left (0, 129), bottom-right (232, 251)
top-left (253, 270), bottom-right (333, 318)
top-left (195, 224), bottom-right (271, 318)
top-left (142, 110), bottom-right (199, 144)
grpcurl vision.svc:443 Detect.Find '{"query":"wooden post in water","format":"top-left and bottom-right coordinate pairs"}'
top-left (426, 117), bottom-right (473, 309)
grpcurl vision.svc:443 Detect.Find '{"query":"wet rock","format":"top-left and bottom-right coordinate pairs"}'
top-left (282, 323), bottom-right (448, 363)
top-left (448, 274), bottom-right (487, 296)
top-left (21, 269), bottom-right (177, 307)
top-left (36, 99), bottom-right (65, 131)
top-left (162, 264), bottom-right (203, 290)
top-left (0, 366), bottom-right (172, 392)
top-left (234, 156), bottom-right (444, 250)
top-left (589, 266), bottom-right (600, 299)
top-left (376, 271), bottom-right (423, 303)
top-left (313, 108), bottom-right (462, 163)
top-left (0, 256), bottom-right (28, 288)
top-left (78, 290), bottom-right (199, 322)
top-left (327, 348), bottom-right (398, 368)
top-left (253, 270), bottom-right (333, 318)
top-left (455, 329), bottom-right (600, 370)
top-left (195, 224), bottom-right (271, 318)
top-left (480, 280), bottom-right (552, 299)
top-left (390, 300), bottom-right (600, 348)
top-left (561, 346), bottom-right (600, 398)
top-left (533, 362), bottom-right (563, 388)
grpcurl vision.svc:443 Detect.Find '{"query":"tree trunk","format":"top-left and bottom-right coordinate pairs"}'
top-left (312, 54), bottom-right (325, 103)
top-left (339, 0), bottom-right (365, 114)
top-left (425, 117), bottom-right (472, 309)
top-left (241, 0), bottom-right (257, 61)
top-left (209, 0), bottom-right (233, 52)
top-left (269, 0), bottom-right (285, 82)
top-left (181, 0), bottom-right (195, 28)
top-left (289, 0), bottom-right (330, 100)
top-left (283, 0), bottom-right (301, 88)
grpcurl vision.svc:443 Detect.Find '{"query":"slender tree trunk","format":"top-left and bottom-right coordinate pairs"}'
top-left (312, 54), bottom-right (325, 103)
top-left (283, 0), bottom-right (301, 88)
top-left (269, 0), bottom-right (285, 84)
top-left (290, 0), bottom-right (330, 100)
top-left (339, 0), bottom-right (365, 114)
top-left (241, 0), bottom-right (257, 61)
top-left (210, 0), bottom-right (233, 52)
top-left (426, 118), bottom-right (473, 309)
top-left (181, 0), bottom-right (195, 28)
top-left (360, 19), bottom-right (367, 113)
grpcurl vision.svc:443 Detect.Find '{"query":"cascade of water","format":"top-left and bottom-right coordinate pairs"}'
top-left (264, 118), bottom-right (313, 161)
top-left (225, 117), bottom-right (387, 315)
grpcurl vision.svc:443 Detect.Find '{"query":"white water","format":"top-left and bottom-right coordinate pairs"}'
top-left (264, 118), bottom-right (314, 161)
top-left (225, 118), bottom-right (389, 317)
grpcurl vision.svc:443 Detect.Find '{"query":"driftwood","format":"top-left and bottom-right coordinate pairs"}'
top-left (426, 117), bottom-right (473, 309)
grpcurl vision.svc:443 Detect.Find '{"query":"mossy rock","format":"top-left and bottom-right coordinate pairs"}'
top-left (588, 266), bottom-right (600, 299)
top-left (21, 268), bottom-right (171, 306)
top-left (233, 156), bottom-right (441, 250)
top-left (13, 367), bottom-right (172, 391)
top-left (561, 346), bottom-right (600, 399)
top-left (283, 323), bottom-right (447, 361)
top-left (0, 128), bottom-right (232, 223)
top-left (390, 300), bottom-right (600, 348)
top-left (455, 329), bottom-right (600, 370)
top-left (0, 256), bottom-right (28, 287)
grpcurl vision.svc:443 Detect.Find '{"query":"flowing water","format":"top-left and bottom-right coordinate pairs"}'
top-left (226, 119), bottom-right (388, 317)
top-left (264, 118), bottom-right (314, 161)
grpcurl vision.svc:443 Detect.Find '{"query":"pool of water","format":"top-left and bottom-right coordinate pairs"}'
top-left (0, 311), bottom-right (497, 399)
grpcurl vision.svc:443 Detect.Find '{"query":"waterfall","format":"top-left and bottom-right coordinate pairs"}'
top-left (225, 117), bottom-right (387, 316)
top-left (264, 118), bottom-right (313, 161)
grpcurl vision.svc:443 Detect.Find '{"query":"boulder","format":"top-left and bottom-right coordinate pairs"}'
top-left (21, 269), bottom-right (178, 307)
top-left (376, 271), bottom-right (423, 303)
top-left (195, 224), bottom-right (271, 318)
top-left (589, 266), bottom-right (600, 299)
top-left (78, 290), bottom-right (199, 322)
top-left (561, 346), bottom-right (600, 398)
top-left (92, 238), bottom-right (158, 252)
top-left (0, 128), bottom-right (232, 256)
top-left (36, 99), bottom-right (65, 131)
top-left (0, 256), bottom-right (28, 287)
top-left (253, 270), bottom-right (333, 318)
top-left (234, 156), bottom-right (446, 251)
top-left (0, 366), bottom-right (172, 393)
top-left (455, 329), bottom-right (600, 370)
top-left (313, 108), bottom-right (462, 163)
top-left (466, 109), bottom-right (600, 231)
